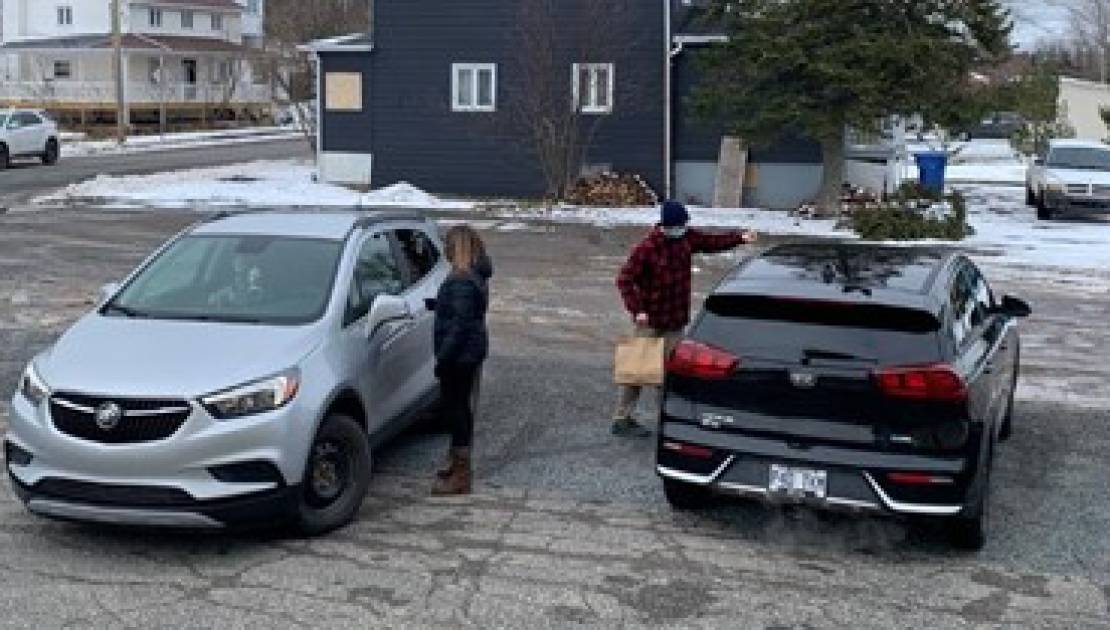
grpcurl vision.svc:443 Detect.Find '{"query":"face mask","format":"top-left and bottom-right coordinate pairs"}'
top-left (662, 226), bottom-right (688, 239)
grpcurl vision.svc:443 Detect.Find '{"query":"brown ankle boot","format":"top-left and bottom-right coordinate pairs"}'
top-left (432, 448), bottom-right (472, 495)
top-left (435, 450), bottom-right (456, 480)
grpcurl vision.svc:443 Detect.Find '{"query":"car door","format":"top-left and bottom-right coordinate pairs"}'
top-left (342, 230), bottom-right (412, 432)
top-left (967, 261), bottom-right (1018, 430)
top-left (5, 113), bottom-right (32, 154)
top-left (387, 225), bottom-right (448, 411)
top-left (947, 260), bottom-right (1006, 431)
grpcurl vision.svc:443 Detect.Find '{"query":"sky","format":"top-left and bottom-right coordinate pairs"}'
top-left (1008, 2), bottom-right (1072, 49)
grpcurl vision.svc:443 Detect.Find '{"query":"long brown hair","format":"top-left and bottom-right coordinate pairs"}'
top-left (443, 224), bottom-right (486, 275)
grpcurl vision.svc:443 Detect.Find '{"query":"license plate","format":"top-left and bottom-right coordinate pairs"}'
top-left (768, 464), bottom-right (828, 499)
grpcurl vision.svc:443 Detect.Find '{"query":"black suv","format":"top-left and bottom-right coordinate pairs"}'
top-left (657, 244), bottom-right (1031, 550)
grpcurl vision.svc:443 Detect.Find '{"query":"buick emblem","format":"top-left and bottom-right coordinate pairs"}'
top-left (789, 372), bottom-right (818, 389)
top-left (94, 402), bottom-right (123, 431)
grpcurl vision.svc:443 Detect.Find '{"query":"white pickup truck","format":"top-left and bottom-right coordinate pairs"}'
top-left (1026, 139), bottom-right (1110, 220)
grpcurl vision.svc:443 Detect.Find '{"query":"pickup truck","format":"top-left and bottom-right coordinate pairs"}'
top-left (1027, 139), bottom-right (1110, 220)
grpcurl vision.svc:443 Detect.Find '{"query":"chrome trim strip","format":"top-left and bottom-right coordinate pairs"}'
top-left (27, 499), bottom-right (223, 529)
top-left (50, 398), bottom-right (95, 414)
top-left (716, 481), bottom-right (768, 496)
top-left (863, 473), bottom-right (963, 516)
top-left (825, 496), bottom-right (883, 511)
top-left (657, 455), bottom-right (736, 486)
top-left (124, 407), bottom-right (191, 418)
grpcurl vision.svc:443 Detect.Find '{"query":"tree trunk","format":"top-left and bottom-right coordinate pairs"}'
top-left (815, 131), bottom-right (846, 216)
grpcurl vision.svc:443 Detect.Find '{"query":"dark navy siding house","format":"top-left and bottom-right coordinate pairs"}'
top-left (305, 0), bottom-right (823, 209)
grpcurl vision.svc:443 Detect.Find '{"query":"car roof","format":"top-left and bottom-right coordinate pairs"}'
top-left (1048, 139), bottom-right (1110, 151)
top-left (716, 243), bottom-right (958, 311)
top-left (189, 209), bottom-right (428, 240)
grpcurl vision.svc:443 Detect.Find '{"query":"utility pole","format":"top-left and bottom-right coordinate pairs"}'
top-left (112, 0), bottom-right (125, 143)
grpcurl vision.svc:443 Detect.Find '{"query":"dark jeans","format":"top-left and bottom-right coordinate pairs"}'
top-left (439, 363), bottom-right (481, 448)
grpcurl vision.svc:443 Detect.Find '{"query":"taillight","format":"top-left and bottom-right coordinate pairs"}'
top-left (873, 364), bottom-right (968, 402)
top-left (666, 340), bottom-right (739, 380)
top-left (887, 472), bottom-right (955, 485)
top-left (661, 441), bottom-right (715, 460)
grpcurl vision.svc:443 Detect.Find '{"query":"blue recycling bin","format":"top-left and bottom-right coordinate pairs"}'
top-left (914, 151), bottom-right (948, 194)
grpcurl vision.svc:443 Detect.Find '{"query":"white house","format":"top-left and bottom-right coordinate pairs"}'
top-left (0, 0), bottom-right (272, 124)
top-left (1058, 76), bottom-right (1110, 144)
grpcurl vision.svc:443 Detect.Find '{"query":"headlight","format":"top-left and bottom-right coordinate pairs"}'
top-left (17, 363), bottom-right (49, 407)
top-left (1044, 182), bottom-right (1065, 193)
top-left (201, 369), bottom-right (300, 420)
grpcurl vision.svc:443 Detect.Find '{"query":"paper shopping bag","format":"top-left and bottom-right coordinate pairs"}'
top-left (613, 336), bottom-right (666, 386)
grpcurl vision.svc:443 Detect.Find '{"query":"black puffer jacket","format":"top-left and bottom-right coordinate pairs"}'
top-left (434, 255), bottom-right (493, 367)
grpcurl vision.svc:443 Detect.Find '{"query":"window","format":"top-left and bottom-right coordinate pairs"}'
top-left (325, 72), bottom-right (362, 111)
top-left (346, 234), bottom-right (405, 325)
top-left (247, 0), bottom-right (260, 14)
top-left (52, 61), bottom-right (72, 80)
top-left (212, 60), bottom-right (230, 84)
top-left (8, 112), bottom-right (42, 129)
top-left (573, 63), bottom-right (614, 114)
top-left (212, 13), bottom-right (224, 30)
top-left (948, 262), bottom-right (993, 347)
top-left (394, 229), bottom-right (441, 285)
top-left (148, 58), bottom-right (162, 84)
top-left (149, 8), bottom-right (163, 27)
top-left (451, 63), bottom-right (496, 112)
top-left (57, 6), bottom-right (73, 26)
top-left (181, 10), bottom-right (194, 29)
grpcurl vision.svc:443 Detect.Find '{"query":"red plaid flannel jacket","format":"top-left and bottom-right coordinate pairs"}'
top-left (617, 227), bottom-right (747, 332)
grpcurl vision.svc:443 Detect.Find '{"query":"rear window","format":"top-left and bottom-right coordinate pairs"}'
top-left (697, 296), bottom-right (942, 365)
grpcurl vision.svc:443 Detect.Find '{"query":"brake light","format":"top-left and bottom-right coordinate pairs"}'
top-left (666, 340), bottom-right (739, 380)
top-left (662, 441), bottom-right (714, 460)
top-left (873, 364), bottom-right (967, 402)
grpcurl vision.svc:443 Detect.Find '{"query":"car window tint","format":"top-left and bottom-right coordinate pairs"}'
top-left (347, 234), bottom-right (404, 323)
top-left (16, 112), bottom-right (40, 126)
top-left (949, 262), bottom-right (991, 346)
top-left (394, 228), bottom-right (440, 285)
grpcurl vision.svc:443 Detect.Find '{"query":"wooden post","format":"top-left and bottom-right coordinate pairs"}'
top-left (714, 136), bottom-right (747, 208)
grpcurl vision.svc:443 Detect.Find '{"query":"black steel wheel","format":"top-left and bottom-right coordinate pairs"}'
top-left (42, 139), bottom-right (59, 166)
top-left (294, 413), bottom-right (371, 536)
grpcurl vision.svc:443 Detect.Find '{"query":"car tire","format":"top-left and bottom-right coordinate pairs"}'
top-left (41, 139), bottom-right (59, 166)
top-left (293, 413), bottom-right (371, 536)
top-left (0, 143), bottom-right (8, 170)
top-left (999, 357), bottom-right (1019, 443)
top-left (663, 478), bottom-right (713, 511)
top-left (1025, 187), bottom-right (1036, 207)
top-left (1036, 196), bottom-right (1053, 221)
top-left (948, 448), bottom-right (992, 551)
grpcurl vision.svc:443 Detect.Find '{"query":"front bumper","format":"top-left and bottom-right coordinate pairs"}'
top-left (5, 389), bottom-right (312, 528)
top-left (657, 422), bottom-right (976, 517)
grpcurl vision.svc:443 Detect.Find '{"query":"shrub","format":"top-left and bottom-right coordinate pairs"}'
top-left (851, 191), bottom-right (972, 241)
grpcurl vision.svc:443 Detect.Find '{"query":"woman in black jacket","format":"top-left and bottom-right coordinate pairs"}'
top-left (432, 225), bottom-right (493, 495)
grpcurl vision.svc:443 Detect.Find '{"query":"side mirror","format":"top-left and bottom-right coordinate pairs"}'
top-left (367, 294), bottom-right (411, 338)
top-left (998, 295), bottom-right (1032, 318)
top-left (98, 282), bottom-right (121, 306)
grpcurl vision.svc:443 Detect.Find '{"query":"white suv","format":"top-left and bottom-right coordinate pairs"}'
top-left (0, 109), bottom-right (61, 169)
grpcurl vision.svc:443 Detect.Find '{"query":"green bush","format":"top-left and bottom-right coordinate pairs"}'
top-left (851, 191), bottom-right (972, 241)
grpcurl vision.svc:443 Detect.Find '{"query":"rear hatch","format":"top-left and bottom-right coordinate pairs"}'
top-left (670, 294), bottom-right (967, 453)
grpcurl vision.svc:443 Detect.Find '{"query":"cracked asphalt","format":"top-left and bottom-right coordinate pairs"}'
top-left (0, 208), bottom-right (1107, 629)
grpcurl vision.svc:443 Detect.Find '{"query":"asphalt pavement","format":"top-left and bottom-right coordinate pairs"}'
top-left (0, 210), bottom-right (1107, 629)
top-left (0, 138), bottom-right (309, 207)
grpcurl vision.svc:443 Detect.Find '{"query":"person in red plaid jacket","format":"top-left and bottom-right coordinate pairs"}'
top-left (612, 201), bottom-right (757, 437)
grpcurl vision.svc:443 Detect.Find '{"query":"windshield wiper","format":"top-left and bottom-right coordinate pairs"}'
top-left (161, 314), bottom-right (266, 324)
top-left (102, 303), bottom-right (149, 318)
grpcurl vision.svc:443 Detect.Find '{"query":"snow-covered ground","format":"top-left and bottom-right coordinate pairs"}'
top-left (60, 126), bottom-right (302, 159)
top-left (903, 139), bottom-right (1029, 186)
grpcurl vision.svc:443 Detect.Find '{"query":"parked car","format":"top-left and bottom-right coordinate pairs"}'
top-left (0, 109), bottom-right (61, 169)
top-left (6, 210), bottom-right (450, 534)
top-left (656, 244), bottom-right (1031, 550)
top-left (1027, 139), bottom-right (1110, 220)
top-left (964, 111), bottom-right (1025, 140)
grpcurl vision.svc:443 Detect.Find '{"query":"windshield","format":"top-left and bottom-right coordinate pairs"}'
top-left (107, 235), bottom-right (344, 325)
top-left (1047, 148), bottom-right (1110, 171)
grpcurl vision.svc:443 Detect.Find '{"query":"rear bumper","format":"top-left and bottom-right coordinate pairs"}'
top-left (8, 471), bottom-right (300, 530)
top-left (657, 421), bottom-right (978, 517)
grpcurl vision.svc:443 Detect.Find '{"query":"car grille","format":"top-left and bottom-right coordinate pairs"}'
top-left (49, 393), bottom-right (191, 444)
top-left (1067, 184), bottom-right (1090, 195)
top-left (1093, 184), bottom-right (1110, 196)
top-left (32, 478), bottom-right (197, 507)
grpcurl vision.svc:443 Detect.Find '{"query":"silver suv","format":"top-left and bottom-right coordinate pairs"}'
top-left (6, 211), bottom-right (447, 534)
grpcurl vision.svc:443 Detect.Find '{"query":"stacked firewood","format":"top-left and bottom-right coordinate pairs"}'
top-left (567, 172), bottom-right (659, 207)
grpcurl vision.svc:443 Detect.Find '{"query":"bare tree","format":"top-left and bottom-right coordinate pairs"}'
top-left (504, 0), bottom-right (648, 200)
top-left (1046, 0), bottom-right (1110, 81)
top-left (264, 0), bottom-right (370, 152)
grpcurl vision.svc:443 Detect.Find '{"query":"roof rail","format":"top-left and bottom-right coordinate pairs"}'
top-left (353, 210), bottom-right (428, 229)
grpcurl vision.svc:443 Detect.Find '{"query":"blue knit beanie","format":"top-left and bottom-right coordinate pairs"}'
top-left (660, 200), bottom-right (690, 227)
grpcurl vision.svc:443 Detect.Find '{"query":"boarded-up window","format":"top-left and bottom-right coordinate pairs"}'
top-left (326, 72), bottom-right (362, 112)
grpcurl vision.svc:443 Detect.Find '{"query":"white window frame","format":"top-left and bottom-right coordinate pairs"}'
top-left (52, 60), bottom-right (73, 80)
top-left (57, 6), bottom-right (73, 26)
top-left (573, 63), bottom-right (615, 114)
top-left (181, 10), bottom-right (194, 29)
top-left (149, 8), bottom-right (163, 27)
top-left (451, 63), bottom-right (497, 113)
top-left (211, 13), bottom-right (224, 31)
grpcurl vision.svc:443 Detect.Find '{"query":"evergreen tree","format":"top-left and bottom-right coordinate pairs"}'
top-left (693, 0), bottom-right (1012, 213)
